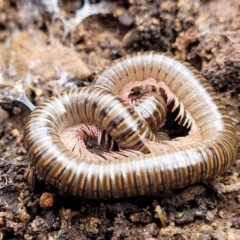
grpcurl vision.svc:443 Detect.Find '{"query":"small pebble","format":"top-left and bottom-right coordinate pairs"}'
top-left (196, 225), bottom-right (213, 240)
top-left (0, 107), bottom-right (9, 124)
top-left (118, 11), bottom-right (134, 26)
top-left (206, 211), bottom-right (215, 222)
top-left (15, 156), bottom-right (23, 161)
top-left (13, 106), bottom-right (21, 115)
top-left (199, 225), bottom-right (213, 234)
top-left (211, 222), bottom-right (217, 229)
top-left (39, 192), bottom-right (54, 208)
top-left (212, 232), bottom-right (227, 240)
top-left (10, 129), bottom-right (20, 137)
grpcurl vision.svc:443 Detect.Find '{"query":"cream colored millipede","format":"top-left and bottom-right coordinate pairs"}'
top-left (23, 52), bottom-right (237, 199)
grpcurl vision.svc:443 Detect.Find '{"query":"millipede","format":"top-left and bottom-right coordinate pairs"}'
top-left (23, 52), bottom-right (238, 199)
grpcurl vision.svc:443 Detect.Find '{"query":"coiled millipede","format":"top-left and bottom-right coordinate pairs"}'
top-left (23, 52), bottom-right (238, 199)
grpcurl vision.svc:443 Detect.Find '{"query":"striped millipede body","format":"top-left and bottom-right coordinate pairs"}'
top-left (23, 52), bottom-right (237, 199)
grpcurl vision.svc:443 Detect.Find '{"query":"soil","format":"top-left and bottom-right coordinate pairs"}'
top-left (0, 0), bottom-right (240, 239)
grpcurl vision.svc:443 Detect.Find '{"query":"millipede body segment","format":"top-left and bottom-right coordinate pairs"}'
top-left (23, 52), bottom-right (237, 199)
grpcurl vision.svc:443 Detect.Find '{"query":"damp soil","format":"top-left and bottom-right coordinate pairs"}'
top-left (0, 0), bottom-right (240, 239)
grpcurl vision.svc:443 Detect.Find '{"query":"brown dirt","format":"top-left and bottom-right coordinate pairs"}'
top-left (0, 0), bottom-right (240, 239)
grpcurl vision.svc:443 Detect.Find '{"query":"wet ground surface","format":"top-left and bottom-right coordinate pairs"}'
top-left (0, 0), bottom-right (240, 239)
